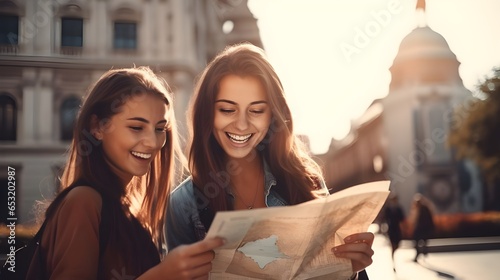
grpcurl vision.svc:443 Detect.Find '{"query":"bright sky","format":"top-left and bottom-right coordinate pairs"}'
top-left (247, 0), bottom-right (500, 154)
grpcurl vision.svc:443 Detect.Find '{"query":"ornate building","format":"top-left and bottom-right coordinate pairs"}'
top-left (0, 0), bottom-right (262, 224)
top-left (318, 2), bottom-right (483, 215)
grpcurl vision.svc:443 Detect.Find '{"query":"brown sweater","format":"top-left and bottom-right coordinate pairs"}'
top-left (38, 186), bottom-right (160, 279)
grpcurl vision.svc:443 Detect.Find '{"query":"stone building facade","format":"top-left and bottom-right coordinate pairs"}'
top-left (0, 0), bottom-right (262, 224)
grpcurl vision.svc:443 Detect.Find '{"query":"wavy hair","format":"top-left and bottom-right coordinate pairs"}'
top-left (52, 66), bottom-right (184, 247)
top-left (188, 43), bottom-right (324, 212)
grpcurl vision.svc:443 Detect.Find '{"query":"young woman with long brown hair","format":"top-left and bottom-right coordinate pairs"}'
top-left (166, 44), bottom-right (374, 279)
top-left (30, 67), bottom-right (223, 279)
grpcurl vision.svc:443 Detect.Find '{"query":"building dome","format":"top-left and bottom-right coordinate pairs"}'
top-left (389, 25), bottom-right (461, 89)
top-left (394, 26), bottom-right (456, 62)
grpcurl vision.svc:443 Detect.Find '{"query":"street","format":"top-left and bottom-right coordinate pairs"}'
top-left (366, 224), bottom-right (500, 280)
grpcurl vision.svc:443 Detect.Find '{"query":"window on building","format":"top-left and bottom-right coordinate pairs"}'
top-left (0, 94), bottom-right (17, 141)
top-left (61, 17), bottom-right (83, 47)
top-left (114, 22), bottom-right (137, 49)
top-left (60, 96), bottom-right (81, 141)
top-left (0, 14), bottom-right (19, 45)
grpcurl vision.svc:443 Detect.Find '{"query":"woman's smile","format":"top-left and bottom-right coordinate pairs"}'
top-left (131, 151), bottom-right (152, 159)
top-left (226, 132), bottom-right (253, 144)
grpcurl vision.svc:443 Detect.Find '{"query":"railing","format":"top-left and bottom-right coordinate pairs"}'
top-left (60, 46), bottom-right (82, 56)
top-left (0, 44), bottom-right (19, 54)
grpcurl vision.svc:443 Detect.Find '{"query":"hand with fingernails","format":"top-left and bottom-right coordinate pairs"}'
top-left (332, 232), bottom-right (375, 274)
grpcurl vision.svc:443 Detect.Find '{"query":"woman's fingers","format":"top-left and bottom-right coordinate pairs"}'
top-left (331, 232), bottom-right (375, 272)
top-left (160, 237), bottom-right (225, 279)
top-left (189, 249), bottom-right (218, 269)
top-left (344, 232), bottom-right (375, 246)
top-left (187, 237), bottom-right (225, 256)
top-left (333, 242), bottom-right (374, 257)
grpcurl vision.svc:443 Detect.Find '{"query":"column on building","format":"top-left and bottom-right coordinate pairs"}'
top-left (86, 0), bottom-right (98, 56)
top-left (142, 0), bottom-right (153, 59)
top-left (37, 68), bottom-right (54, 143)
top-left (170, 0), bottom-right (194, 63)
top-left (193, 0), bottom-right (207, 65)
top-left (21, 0), bottom-right (36, 53)
top-left (21, 68), bottom-right (36, 144)
top-left (155, 0), bottom-right (168, 60)
top-left (33, 0), bottom-right (53, 55)
top-left (96, 0), bottom-right (107, 57)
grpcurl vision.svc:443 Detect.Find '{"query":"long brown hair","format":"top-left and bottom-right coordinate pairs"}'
top-left (52, 66), bottom-right (183, 247)
top-left (188, 43), bottom-right (323, 213)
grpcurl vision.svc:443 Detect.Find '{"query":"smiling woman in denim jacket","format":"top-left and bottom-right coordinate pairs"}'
top-left (166, 43), bottom-right (373, 280)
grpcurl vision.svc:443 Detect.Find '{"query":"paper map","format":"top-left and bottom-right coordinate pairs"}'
top-left (206, 180), bottom-right (390, 279)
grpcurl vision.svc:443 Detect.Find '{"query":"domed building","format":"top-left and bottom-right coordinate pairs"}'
top-left (318, 2), bottom-right (483, 215)
top-left (390, 26), bottom-right (462, 89)
top-left (382, 22), bottom-right (481, 214)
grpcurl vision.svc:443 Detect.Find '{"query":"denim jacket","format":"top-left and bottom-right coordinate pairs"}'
top-left (166, 160), bottom-right (329, 250)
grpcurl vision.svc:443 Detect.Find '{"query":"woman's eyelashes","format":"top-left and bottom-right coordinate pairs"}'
top-left (250, 109), bottom-right (265, 114)
top-left (128, 126), bottom-right (167, 133)
top-left (129, 126), bottom-right (143, 131)
top-left (219, 108), bottom-right (235, 114)
top-left (156, 126), bottom-right (167, 133)
top-left (218, 107), bottom-right (266, 115)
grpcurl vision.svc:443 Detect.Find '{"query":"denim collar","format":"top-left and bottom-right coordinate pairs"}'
top-left (262, 158), bottom-right (277, 195)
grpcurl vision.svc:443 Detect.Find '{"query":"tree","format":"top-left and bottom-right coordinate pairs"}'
top-left (448, 67), bottom-right (500, 183)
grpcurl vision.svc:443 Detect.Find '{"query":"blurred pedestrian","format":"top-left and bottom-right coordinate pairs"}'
top-left (411, 193), bottom-right (436, 262)
top-left (383, 193), bottom-right (405, 268)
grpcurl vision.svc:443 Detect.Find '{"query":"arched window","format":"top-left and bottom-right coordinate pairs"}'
top-left (60, 96), bottom-right (80, 141)
top-left (0, 93), bottom-right (17, 141)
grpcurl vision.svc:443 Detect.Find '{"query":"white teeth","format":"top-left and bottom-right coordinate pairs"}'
top-left (131, 151), bottom-right (152, 159)
top-left (227, 133), bottom-right (252, 143)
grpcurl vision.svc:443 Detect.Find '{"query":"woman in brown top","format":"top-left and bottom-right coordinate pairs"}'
top-left (29, 67), bottom-right (224, 279)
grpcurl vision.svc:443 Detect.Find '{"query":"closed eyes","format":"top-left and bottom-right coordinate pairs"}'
top-left (218, 108), bottom-right (266, 114)
top-left (219, 108), bottom-right (235, 114)
top-left (129, 126), bottom-right (167, 133)
top-left (250, 109), bottom-right (265, 114)
top-left (129, 126), bottom-right (142, 131)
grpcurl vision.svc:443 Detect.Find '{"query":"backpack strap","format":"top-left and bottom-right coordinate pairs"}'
top-left (35, 218), bottom-right (49, 278)
top-left (98, 193), bottom-right (110, 256)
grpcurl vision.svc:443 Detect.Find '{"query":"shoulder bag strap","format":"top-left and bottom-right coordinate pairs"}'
top-left (97, 194), bottom-right (110, 256)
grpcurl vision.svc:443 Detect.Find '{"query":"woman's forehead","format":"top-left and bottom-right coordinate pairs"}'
top-left (216, 75), bottom-right (267, 102)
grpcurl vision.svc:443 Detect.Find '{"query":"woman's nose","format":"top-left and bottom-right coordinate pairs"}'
top-left (142, 130), bottom-right (157, 148)
top-left (234, 112), bottom-right (249, 131)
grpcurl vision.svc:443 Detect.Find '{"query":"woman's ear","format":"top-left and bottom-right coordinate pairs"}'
top-left (90, 114), bottom-right (103, 140)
